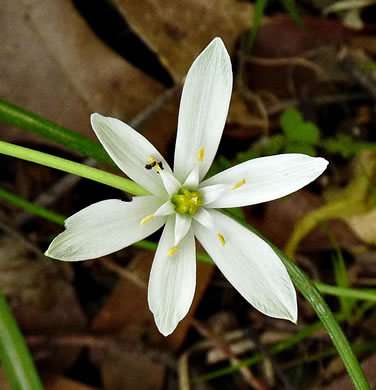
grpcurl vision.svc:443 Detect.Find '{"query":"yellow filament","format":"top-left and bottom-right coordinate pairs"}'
top-left (197, 147), bottom-right (205, 163)
top-left (140, 215), bottom-right (153, 225)
top-left (232, 178), bottom-right (246, 190)
top-left (167, 246), bottom-right (179, 257)
top-left (217, 233), bottom-right (226, 246)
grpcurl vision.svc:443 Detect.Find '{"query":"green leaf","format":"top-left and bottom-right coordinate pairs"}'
top-left (281, 108), bottom-right (303, 135)
top-left (281, 108), bottom-right (320, 144)
top-left (285, 143), bottom-right (317, 156)
top-left (298, 122), bottom-right (320, 144)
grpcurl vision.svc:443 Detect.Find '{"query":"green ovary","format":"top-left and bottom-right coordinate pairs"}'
top-left (171, 188), bottom-right (203, 216)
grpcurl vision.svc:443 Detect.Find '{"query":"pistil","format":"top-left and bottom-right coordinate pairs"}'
top-left (171, 187), bottom-right (203, 216)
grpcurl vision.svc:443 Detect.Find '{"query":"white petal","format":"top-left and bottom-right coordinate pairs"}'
top-left (193, 210), bottom-right (297, 322)
top-left (183, 164), bottom-right (200, 188)
top-left (200, 154), bottom-right (328, 208)
top-left (148, 216), bottom-right (196, 336)
top-left (174, 38), bottom-right (233, 183)
top-left (154, 200), bottom-right (175, 217)
top-left (200, 184), bottom-right (228, 205)
top-left (193, 208), bottom-right (215, 230)
top-left (174, 213), bottom-right (192, 245)
top-left (91, 113), bottom-right (171, 198)
top-left (45, 197), bottom-right (166, 261)
top-left (159, 170), bottom-right (181, 197)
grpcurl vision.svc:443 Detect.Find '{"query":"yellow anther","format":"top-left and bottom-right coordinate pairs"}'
top-left (197, 147), bottom-right (205, 163)
top-left (148, 157), bottom-right (156, 163)
top-left (217, 233), bottom-right (226, 246)
top-left (167, 246), bottom-right (179, 257)
top-left (232, 178), bottom-right (246, 190)
top-left (140, 215), bottom-right (153, 225)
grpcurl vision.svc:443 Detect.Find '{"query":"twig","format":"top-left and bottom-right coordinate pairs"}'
top-left (338, 47), bottom-right (376, 100)
top-left (26, 333), bottom-right (176, 371)
top-left (192, 319), bottom-right (268, 390)
top-left (244, 328), bottom-right (295, 390)
top-left (100, 258), bottom-right (147, 290)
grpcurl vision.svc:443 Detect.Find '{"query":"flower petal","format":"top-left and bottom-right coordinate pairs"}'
top-left (45, 197), bottom-right (166, 261)
top-left (91, 113), bottom-right (172, 197)
top-left (193, 208), bottom-right (215, 230)
top-left (174, 38), bottom-right (233, 183)
top-left (174, 213), bottom-right (192, 245)
top-left (160, 170), bottom-right (181, 197)
top-left (200, 154), bottom-right (328, 208)
top-left (193, 210), bottom-right (297, 322)
top-left (148, 216), bottom-right (196, 336)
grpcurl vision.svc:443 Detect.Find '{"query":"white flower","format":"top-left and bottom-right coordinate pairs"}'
top-left (45, 38), bottom-right (328, 336)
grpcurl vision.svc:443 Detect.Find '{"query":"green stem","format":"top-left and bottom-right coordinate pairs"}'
top-left (0, 292), bottom-right (44, 390)
top-left (0, 99), bottom-right (115, 167)
top-left (0, 141), bottom-right (149, 196)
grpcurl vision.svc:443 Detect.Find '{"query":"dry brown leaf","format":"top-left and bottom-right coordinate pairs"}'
top-left (346, 208), bottom-right (376, 245)
top-left (114, 0), bottom-right (253, 80)
top-left (0, 237), bottom-right (86, 373)
top-left (2, 0), bottom-right (176, 155)
top-left (94, 349), bottom-right (165, 390)
top-left (45, 377), bottom-right (100, 390)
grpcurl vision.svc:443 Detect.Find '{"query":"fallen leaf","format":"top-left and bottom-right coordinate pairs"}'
top-left (0, 237), bottom-right (86, 373)
top-left (45, 377), bottom-right (100, 390)
top-left (1, 0), bottom-right (175, 155)
top-left (113, 0), bottom-right (253, 80)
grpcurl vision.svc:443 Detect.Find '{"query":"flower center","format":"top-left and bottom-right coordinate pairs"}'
top-left (171, 188), bottom-right (203, 216)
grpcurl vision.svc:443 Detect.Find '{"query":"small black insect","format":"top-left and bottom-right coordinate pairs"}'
top-left (145, 161), bottom-right (164, 172)
top-left (145, 161), bottom-right (157, 170)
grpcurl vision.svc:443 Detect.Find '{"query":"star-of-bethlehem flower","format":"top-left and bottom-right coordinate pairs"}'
top-left (46, 38), bottom-right (328, 336)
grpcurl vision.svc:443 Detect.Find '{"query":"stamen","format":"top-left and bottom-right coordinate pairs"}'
top-left (232, 178), bottom-right (246, 190)
top-left (140, 215), bottom-right (153, 225)
top-left (197, 147), bottom-right (205, 163)
top-left (217, 233), bottom-right (226, 246)
top-left (167, 246), bottom-right (179, 257)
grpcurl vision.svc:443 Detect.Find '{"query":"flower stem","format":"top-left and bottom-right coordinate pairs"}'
top-left (0, 141), bottom-right (150, 196)
top-left (0, 98), bottom-right (115, 167)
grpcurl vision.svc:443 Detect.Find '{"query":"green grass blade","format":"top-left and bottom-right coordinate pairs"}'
top-left (245, 0), bottom-right (268, 53)
top-left (316, 283), bottom-right (376, 302)
top-left (222, 209), bottom-right (370, 390)
top-left (0, 99), bottom-right (115, 168)
top-left (279, 0), bottom-right (305, 28)
top-left (0, 291), bottom-right (44, 390)
top-left (0, 187), bottom-right (65, 226)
